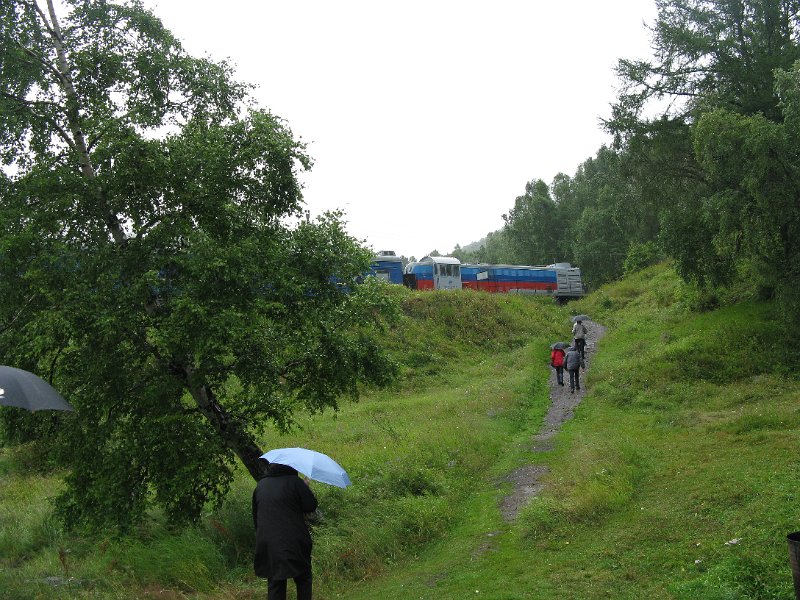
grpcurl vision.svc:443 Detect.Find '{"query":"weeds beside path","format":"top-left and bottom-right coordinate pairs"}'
top-left (500, 320), bottom-right (607, 521)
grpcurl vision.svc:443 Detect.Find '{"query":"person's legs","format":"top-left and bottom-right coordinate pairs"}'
top-left (568, 369), bottom-right (576, 392)
top-left (293, 571), bottom-right (312, 600)
top-left (575, 369), bottom-right (581, 390)
top-left (577, 338), bottom-right (586, 359)
top-left (556, 366), bottom-right (564, 385)
top-left (268, 578), bottom-right (287, 600)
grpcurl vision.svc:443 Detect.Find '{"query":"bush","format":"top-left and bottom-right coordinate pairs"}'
top-left (624, 241), bottom-right (662, 275)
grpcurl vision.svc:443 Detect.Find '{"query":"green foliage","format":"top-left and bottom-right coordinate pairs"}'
top-left (477, 144), bottom-right (663, 288)
top-left (607, 0), bottom-right (800, 308)
top-left (624, 241), bottom-right (662, 275)
top-left (0, 0), bottom-right (398, 531)
top-left (503, 179), bottom-right (561, 265)
top-left (457, 1), bottom-right (800, 312)
top-left (691, 87), bottom-right (800, 309)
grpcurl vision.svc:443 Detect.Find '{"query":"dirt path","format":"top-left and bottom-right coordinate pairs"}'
top-left (499, 321), bottom-right (607, 521)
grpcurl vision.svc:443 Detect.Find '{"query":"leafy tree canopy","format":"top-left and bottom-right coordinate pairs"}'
top-left (606, 0), bottom-right (800, 297)
top-left (0, 0), bottom-right (397, 530)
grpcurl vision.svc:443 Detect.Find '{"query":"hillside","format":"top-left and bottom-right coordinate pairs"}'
top-left (1, 266), bottom-right (798, 599)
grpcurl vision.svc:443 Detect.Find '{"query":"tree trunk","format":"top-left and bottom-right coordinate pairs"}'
top-left (45, 0), bottom-right (127, 245)
top-left (183, 365), bottom-right (268, 481)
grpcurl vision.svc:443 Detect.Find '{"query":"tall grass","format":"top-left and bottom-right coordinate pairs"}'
top-left (3, 267), bottom-right (798, 598)
top-left (0, 289), bottom-right (566, 599)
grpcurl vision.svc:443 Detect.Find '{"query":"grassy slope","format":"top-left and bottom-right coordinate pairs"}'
top-left (328, 265), bottom-right (800, 599)
top-left (0, 289), bottom-right (565, 599)
top-left (2, 267), bottom-right (798, 599)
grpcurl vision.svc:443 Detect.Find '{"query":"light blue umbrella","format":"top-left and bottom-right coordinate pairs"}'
top-left (260, 447), bottom-right (352, 488)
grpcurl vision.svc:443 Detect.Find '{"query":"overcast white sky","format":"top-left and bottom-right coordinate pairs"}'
top-left (143, 1), bottom-right (657, 260)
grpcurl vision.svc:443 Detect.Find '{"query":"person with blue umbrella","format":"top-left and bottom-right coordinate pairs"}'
top-left (253, 457), bottom-right (318, 600)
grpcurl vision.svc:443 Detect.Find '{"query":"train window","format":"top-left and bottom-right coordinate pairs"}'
top-left (454, 265), bottom-right (460, 277)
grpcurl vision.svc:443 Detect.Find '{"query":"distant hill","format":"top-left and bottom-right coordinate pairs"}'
top-left (457, 237), bottom-right (486, 253)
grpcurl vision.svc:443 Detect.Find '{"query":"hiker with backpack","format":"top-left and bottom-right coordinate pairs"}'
top-left (572, 318), bottom-right (588, 359)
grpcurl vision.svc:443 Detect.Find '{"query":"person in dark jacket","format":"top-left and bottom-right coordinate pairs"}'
top-left (564, 345), bottom-right (585, 393)
top-left (253, 461), bottom-right (319, 600)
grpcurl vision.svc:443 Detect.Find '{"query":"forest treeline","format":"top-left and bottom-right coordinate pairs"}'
top-left (451, 0), bottom-right (800, 310)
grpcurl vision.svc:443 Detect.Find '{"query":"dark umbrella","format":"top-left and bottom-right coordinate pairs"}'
top-left (550, 341), bottom-right (569, 350)
top-left (571, 314), bottom-right (590, 323)
top-left (0, 366), bottom-right (74, 411)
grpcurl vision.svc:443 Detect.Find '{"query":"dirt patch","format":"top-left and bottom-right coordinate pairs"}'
top-left (499, 321), bottom-right (607, 521)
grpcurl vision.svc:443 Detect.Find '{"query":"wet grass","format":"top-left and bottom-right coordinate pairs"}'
top-left (0, 290), bottom-right (565, 599)
top-left (2, 266), bottom-right (798, 598)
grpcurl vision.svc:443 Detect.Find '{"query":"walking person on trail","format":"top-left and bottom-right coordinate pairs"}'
top-left (253, 460), bottom-right (318, 600)
top-left (550, 346), bottom-right (566, 386)
top-left (564, 344), bottom-right (585, 393)
top-left (572, 319), bottom-right (588, 359)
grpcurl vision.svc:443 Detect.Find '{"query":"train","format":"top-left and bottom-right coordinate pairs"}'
top-left (369, 251), bottom-right (585, 302)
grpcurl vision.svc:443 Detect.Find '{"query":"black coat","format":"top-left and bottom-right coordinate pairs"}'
top-left (252, 464), bottom-right (318, 580)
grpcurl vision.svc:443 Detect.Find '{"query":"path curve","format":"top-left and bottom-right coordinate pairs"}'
top-left (499, 321), bottom-right (607, 521)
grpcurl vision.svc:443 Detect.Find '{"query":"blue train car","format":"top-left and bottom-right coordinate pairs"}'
top-left (369, 251), bottom-right (404, 284)
top-left (460, 262), bottom-right (584, 300)
top-left (459, 264), bottom-right (484, 290)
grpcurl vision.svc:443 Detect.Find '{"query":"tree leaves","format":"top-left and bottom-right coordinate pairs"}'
top-left (0, 0), bottom-right (396, 531)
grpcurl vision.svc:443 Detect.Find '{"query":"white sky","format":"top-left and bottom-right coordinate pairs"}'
top-left (143, 0), bottom-right (657, 260)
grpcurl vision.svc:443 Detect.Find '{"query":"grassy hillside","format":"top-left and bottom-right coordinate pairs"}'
top-left (2, 268), bottom-right (798, 599)
top-left (0, 289), bottom-right (565, 599)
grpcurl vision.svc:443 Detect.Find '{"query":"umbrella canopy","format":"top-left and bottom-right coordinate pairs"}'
top-left (261, 447), bottom-right (352, 488)
top-left (0, 366), bottom-right (74, 412)
top-left (571, 314), bottom-right (590, 323)
top-left (550, 341), bottom-right (569, 350)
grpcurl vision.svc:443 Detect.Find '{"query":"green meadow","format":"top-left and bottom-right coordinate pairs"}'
top-left (2, 263), bottom-right (798, 599)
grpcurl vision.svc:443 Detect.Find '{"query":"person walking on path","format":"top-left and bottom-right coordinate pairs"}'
top-left (550, 346), bottom-right (566, 386)
top-left (253, 461), bottom-right (319, 600)
top-left (572, 319), bottom-right (588, 359)
top-left (564, 344), bottom-right (585, 393)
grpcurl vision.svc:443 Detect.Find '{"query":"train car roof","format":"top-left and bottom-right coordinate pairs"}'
top-left (419, 255), bottom-right (461, 265)
top-left (372, 255), bottom-right (403, 262)
top-left (484, 263), bottom-right (578, 271)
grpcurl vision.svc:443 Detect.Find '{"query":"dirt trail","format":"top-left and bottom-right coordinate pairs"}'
top-left (499, 321), bottom-right (607, 521)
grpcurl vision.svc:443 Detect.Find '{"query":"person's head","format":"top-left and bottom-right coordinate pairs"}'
top-left (267, 462), bottom-right (298, 476)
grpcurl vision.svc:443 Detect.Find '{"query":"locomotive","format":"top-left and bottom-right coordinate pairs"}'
top-left (369, 251), bottom-right (585, 302)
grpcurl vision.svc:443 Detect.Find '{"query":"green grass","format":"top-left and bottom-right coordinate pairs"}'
top-left (2, 268), bottom-right (799, 599)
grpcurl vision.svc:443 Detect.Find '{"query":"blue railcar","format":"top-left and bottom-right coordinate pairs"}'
top-left (369, 251), bottom-right (404, 284)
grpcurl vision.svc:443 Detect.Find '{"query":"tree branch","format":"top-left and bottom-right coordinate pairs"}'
top-left (44, 0), bottom-right (128, 246)
top-left (0, 91), bottom-right (75, 149)
top-left (0, 294), bottom-right (37, 335)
